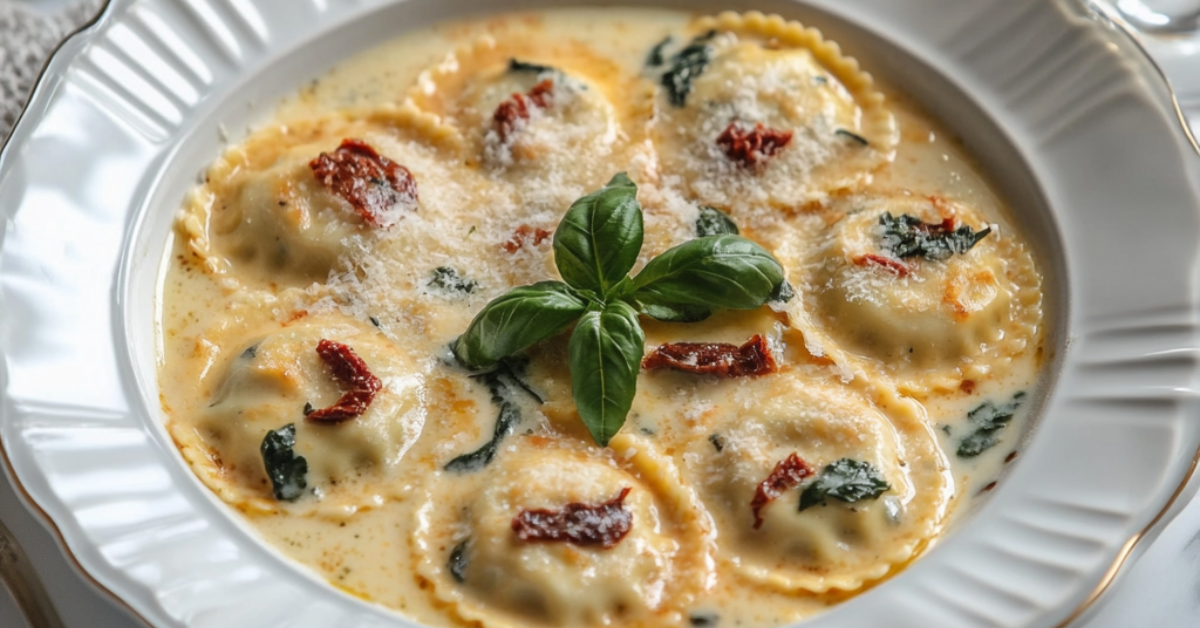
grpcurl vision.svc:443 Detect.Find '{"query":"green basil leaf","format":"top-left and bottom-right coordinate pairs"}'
top-left (696, 206), bottom-right (739, 237)
top-left (453, 281), bottom-right (588, 370)
top-left (568, 301), bottom-right (644, 446)
top-left (261, 424), bottom-right (308, 502)
top-left (798, 458), bottom-right (890, 511)
top-left (637, 301), bottom-right (713, 323)
top-left (553, 173), bottom-right (644, 295)
top-left (630, 235), bottom-right (785, 311)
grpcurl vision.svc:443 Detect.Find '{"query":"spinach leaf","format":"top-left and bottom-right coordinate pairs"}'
top-left (448, 540), bottom-right (469, 583)
top-left (553, 172), bottom-right (643, 296)
top-left (261, 424), bottom-right (308, 502)
top-left (879, 212), bottom-right (991, 262)
top-left (630, 235), bottom-right (785, 313)
top-left (646, 36), bottom-right (672, 67)
top-left (696, 206), bottom-right (739, 237)
top-left (444, 373), bottom-right (522, 472)
top-left (568, 301), bottom-right (644, 446)
top-left (799, 458), bottom-right (890, 511)
top-left (957, 392), bottom-right (1026, 458)
top-left (429, 266), bottom-right (477, 294)
top-left (835, 128), bottom-right (869, 146)
top-left (508, 59), bottom-right (556, 75)
top-left (638, 301), bottom-right (713, 323)
top-left (661, 31), bottom-right (716, 107)
top-left (453, 281), bottom-right (589, 370)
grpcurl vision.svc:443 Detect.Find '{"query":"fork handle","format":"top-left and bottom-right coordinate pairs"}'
top-left (0, 516), bottom-right (67, 628)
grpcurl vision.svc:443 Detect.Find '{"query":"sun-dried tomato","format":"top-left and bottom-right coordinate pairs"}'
top-left (854, 253), bottom-right (911, 277)
top-left (716, 121), bottom-right (793, 167)
top-left (641, 334), bottom-right (777, 378)
top-left (309, 139), bottom-right (418, 229)
top-left (493, 79), bottom-right (555, 141)
top-left (511, 487), bottom-right (633, 549)
top-left (750, 453), bottom-right (813, 529)
top-left (502, 224), bottom-right (553, 253)
top-left (306, 339), bottom-right (382, 423)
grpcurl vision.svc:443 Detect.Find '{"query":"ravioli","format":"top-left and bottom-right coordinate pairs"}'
top-left (680, 374), bottom-right (949, 592)
top-left (414, 440), bottom-right (712, 628)
top-left (407, 36), bottom-right (653, 213)
top-left (784, 193), bottom-right (1043, 395)
top-left (650, 12), bottom-right (897, 215)
top-left (179, 109), bottom-right (456, 288)
top-left (171, 312), bottom-right (427, 517)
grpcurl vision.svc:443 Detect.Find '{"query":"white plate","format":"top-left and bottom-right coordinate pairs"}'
top-left (3, 0), bottom-right (1200, 627)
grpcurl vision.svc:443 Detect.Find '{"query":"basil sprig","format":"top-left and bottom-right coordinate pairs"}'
top-left (454, 173), bottom-right (787, 446)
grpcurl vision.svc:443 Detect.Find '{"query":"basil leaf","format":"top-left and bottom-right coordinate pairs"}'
top-left (630, 235), bottom-right (785, 311)
top-left (638, 301), bottom-right (713, 323)
top-left (453, 281), bottom-right (588, 370)
top-left (957, 391), bottom-right (1026, 458)
top-left (568, 301), bottom-right (644, 446)
top-left (696, 206), bottom-right (739, 237)
top-left (798, 458), bottom-right (890, 511)
top-left (261, 424), bottom-right (308, 502)
top-left (553, 172), bottom-right (644, 295)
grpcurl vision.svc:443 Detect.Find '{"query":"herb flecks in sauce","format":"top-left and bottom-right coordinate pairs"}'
top-left (261, 424), bottom-right (308, 502)
top-left (511, 487), bottom-right (634, 548)
top-left (957, 392), bottom-right (1026, 458)
top-left (453, 174), bottom-right (787, 445)
top-left (879, 211), bottom-right (991, 262)
top-left (798, 458), bottom-right (890, 511)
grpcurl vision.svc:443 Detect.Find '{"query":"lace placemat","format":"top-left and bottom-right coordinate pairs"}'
top-left (1, 0), bottom-right (103, 141)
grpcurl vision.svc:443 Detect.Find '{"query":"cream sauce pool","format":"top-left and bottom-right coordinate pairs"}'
top-left (158, 8), bottom-right (1046, 628)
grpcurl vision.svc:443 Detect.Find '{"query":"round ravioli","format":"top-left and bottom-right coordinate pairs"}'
top-left (173, 312), bottom-right (426, 517)
top-left (178, 108), bottom-right (461, 288)
top-left (787, 193), bottom-right (1043, 395)
top-left (414, 438), bottom-right (713, 628)
top-left (681, 374), bottom-right (950, 593)
top-left (651, 12), bottom-right (896, 214)
top-left (406, 35), bottom-right (653, 212)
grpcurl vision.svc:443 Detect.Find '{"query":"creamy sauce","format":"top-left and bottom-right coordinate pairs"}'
top-left (158, 9), bottom-right (1045, 628)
